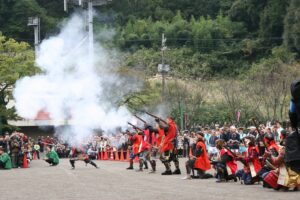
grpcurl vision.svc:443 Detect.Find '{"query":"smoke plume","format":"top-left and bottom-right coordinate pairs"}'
top-left (13, 13), bottom-right (136, 145)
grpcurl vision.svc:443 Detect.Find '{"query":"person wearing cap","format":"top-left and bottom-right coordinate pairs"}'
top-left (182, 131), bottom-right (212, 180)
top-left (0, 146), bottom-right (12, 169)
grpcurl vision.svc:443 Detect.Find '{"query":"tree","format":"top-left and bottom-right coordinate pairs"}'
top-left (0, 0), bottom-right (65, 44)
top-left (259, 0), bottom-right (289, 41)
top-left (247, 47), bottom-right (299, 121)
top-left (0, 34), bottom-right (38, 133)
top-left (283, 0), bottom-right (300, 52)
top-left (229, 0), bottom-right (267, 32)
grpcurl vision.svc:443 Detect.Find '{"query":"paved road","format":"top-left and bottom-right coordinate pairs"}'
top-left (0, 158), bottom-right (298, 200)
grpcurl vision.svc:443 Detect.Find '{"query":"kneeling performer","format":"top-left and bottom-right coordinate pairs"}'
top-left (44, 146), bottom-right (59, 166)
top-left (69, 146), bottom-right (99, 169)
top-left (182, 131), bottom-right (212, 180)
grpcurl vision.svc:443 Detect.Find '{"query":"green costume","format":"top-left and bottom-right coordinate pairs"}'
top-left (46, 150), bottom-right (59, 165)
top-left (0, 152), bottom-right (12, 169)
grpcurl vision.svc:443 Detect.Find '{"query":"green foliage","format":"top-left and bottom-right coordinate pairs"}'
top-left (0, 33), bottom-right (38, 133)
top-left (0, 0), bottom-right (66, 43)
top-left (247, 47), bottom-right (299, 121)
top-left (229, 0), bottom-right (267, 31)
top-left (259, 0), bottom-right (289, 40)
top-left (284, 0), bottom-right (300, 52)
top-left (117, 13), bottom-right (251, 77)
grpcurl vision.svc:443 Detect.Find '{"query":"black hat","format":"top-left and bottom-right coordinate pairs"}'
top-left (196, 131), bottom-right (204, 137)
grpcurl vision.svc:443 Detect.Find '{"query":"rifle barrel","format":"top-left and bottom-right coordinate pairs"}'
top-left (127, 122), bottom-right (143, 131)
top-left (134, 115), bottom-right (147, 124)
top-left (145, 112), bottom-right (168, 124)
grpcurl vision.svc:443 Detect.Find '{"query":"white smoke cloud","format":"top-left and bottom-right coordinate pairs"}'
top-left (13, 13), bottom-right (136, 145)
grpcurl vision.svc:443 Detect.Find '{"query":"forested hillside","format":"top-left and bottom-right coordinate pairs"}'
top-left (1, 0), bottom-right (300, 129)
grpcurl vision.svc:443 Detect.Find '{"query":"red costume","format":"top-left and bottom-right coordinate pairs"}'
top-left (130, 134), bottom-right (142, 155)
top-left (143, 129), bottom-right (156, 146)
top-left (156, 128), bottom-right (164, 148)
top-left (220, 149), bottom-right (237, 174)
top-left (194, 140), bottom-right (211, 171)
top-left (244, 146), bottom-right (262, 174)
top-left (264, 138), bottom-right (280, 152)
top-left (160, 120), bottom-right (177, 153)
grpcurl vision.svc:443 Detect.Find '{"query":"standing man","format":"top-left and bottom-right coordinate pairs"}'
top-left (33, 143), bottom-right (40, 159)
top-left (142, 124), bottom-right (157, 173)
top-left (158, 116), bottom-right (181, 175)
top-left (183, 131), bottom-right (190, 158)
top-left (126, 130), bottom-right (141, 170)
top-left (208, 130), bottom-right (219, 159)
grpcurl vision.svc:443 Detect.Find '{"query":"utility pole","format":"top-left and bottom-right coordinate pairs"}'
top-left (64, 0), bottom-right (113, 66)
top-left (27, 17), bottom-right (40, 58)
top-left (158, 34), bottom-right (170, 101)
top-left (88, 0), bottom-right (94, 65)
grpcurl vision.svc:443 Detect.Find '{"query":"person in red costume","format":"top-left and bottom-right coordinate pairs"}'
top-left (141, 125), bottom-right (157, 173)
top-left (157, 116), bottom-right (181, 175)
top-left (135, 130), bottom-right (155, 172)
top-left (182, 131), bottom-right (212, 180)
top-left (257, 133), bottom-right (280, 184)
top-left (126, 130), bottom-right (141, 170)
top-left (211, 139), bottom-right (238, 182)
top-left (235, 136), bottom-right (262, 184)
top-left (263, 130), bottom-right (300, 191)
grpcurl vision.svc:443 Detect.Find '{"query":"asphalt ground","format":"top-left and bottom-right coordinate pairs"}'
top-left (0, 158), bottom-right (299, 200)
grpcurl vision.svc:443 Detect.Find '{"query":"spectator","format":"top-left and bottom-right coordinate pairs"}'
top-left (177, 133), bottom-right (184, 157)
top-left (33, 143), bottom-right (40, 159)
top-left (183, 132), bottom-right (190, 157)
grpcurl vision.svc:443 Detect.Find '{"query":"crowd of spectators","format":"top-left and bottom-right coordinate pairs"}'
top-left (0, 121), bottom-right (288, 169)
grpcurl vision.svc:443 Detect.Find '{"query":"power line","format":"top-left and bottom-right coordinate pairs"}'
top-left (118, 37), bottom-right (285, 42)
